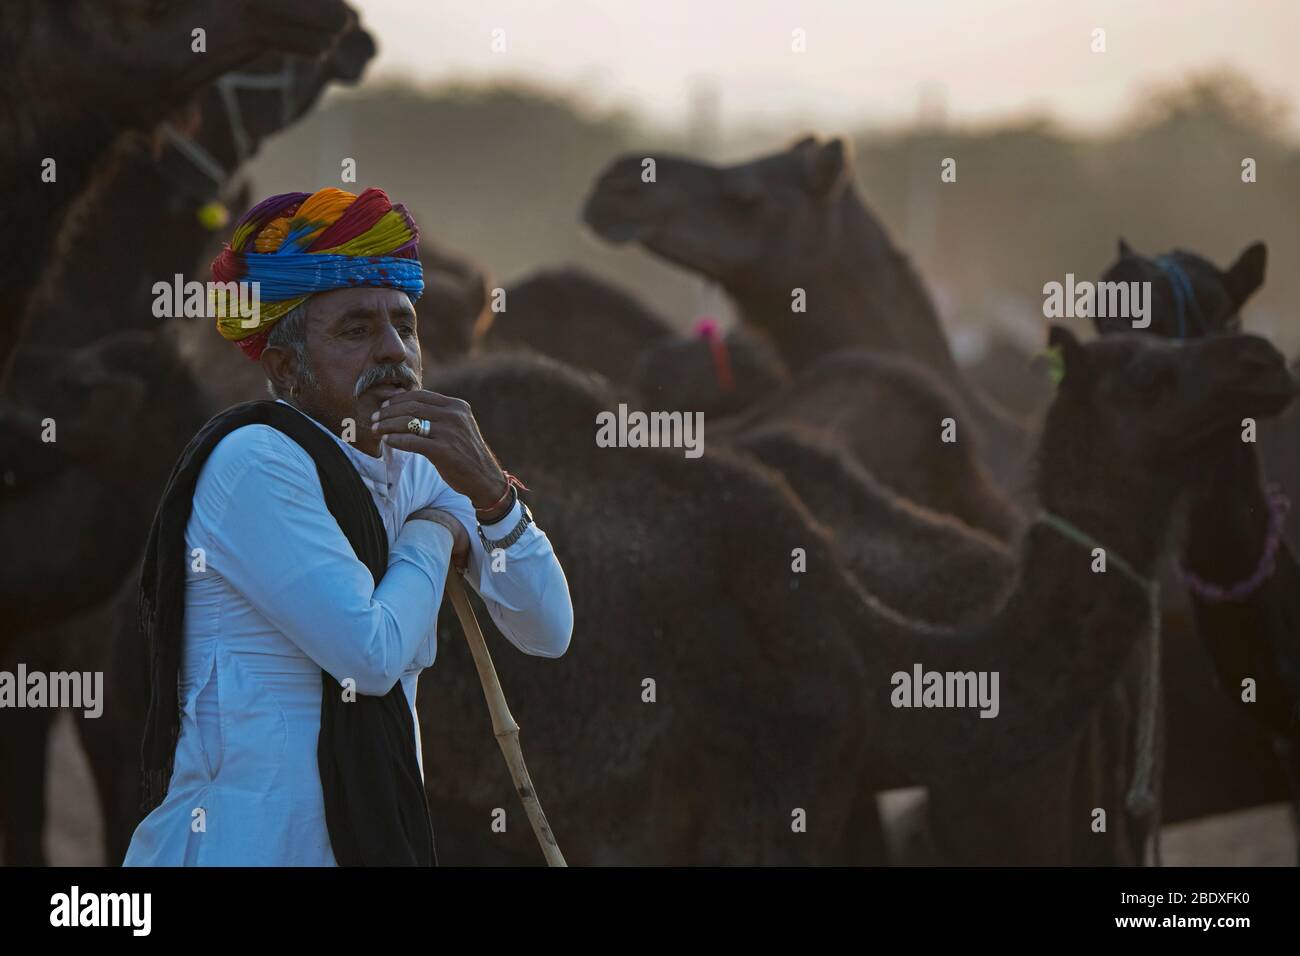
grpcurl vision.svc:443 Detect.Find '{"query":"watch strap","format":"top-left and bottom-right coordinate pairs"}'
top-left (478, 500), bottom-right (534, 552)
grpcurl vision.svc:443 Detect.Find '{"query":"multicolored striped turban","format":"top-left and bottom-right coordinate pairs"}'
top-left (210, 187), bottom-right (424, 360)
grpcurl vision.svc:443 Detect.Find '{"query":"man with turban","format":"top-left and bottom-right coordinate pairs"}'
top-left (124, 187), bottom-right (572, 866)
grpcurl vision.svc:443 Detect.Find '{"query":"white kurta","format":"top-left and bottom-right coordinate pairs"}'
top-left (123, 399), bottom-right (572, 866)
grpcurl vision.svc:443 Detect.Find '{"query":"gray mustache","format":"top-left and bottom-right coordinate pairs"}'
top-left (354, 363), bottom-right (421, 398)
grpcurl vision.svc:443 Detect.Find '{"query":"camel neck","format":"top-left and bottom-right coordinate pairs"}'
top-left (1183, 442), bottom-right (1273, 584)
top-left (727, 188), bottom-right (959, 377)
top-left (1034, 403), bottom-right (1178, 579)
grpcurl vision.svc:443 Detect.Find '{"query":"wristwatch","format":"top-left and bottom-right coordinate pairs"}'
top-left (478, 498), bottom-right (534, 552)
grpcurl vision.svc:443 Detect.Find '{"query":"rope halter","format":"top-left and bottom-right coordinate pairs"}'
top-left (1035, 509), bottom-right (1163, 865)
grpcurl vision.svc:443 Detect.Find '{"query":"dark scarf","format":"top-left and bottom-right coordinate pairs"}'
top-left (138, 399), bottom-right (436, 866)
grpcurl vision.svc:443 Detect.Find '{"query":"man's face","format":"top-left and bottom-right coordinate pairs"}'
top-left (271, 286), bottom-right (423, 456)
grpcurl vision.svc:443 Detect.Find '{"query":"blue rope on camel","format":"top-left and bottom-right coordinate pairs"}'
top-left (1154, 255), bottom-right (1203, 341)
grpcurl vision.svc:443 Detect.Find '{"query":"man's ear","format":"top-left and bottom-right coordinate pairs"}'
top-left (803, 137), bottom-right (850, 201)
top-left (1223, 241), bottom-right (1267, 310)
top-left (260, 343), bottom-right (297, 396)
top-left (1047, 324), bottom-right (1091, 389)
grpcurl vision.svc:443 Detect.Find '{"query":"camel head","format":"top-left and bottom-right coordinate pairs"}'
top-left (157, 19), bottom-right (376, 205)
top-left (1041, 326), bottom-right (1294, 496)
top-left (31, 0), bottom-right (356, 123)
top-left (416, 243), bottom-right (490, 365)
top-left (1096, 239), bottom-right (1267, 340)
top-left (630, 327), bottom-right (789, 418)
top-left (583, 136), bottom-right (852, 292)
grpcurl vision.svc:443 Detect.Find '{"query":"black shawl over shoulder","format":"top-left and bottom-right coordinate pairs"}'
top-left (138, 400), bottom-right (435, 866)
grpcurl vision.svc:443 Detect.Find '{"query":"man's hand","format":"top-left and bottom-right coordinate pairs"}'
top-left (406, 507), bottom-right (470, 571)
top-left (372, 390), bottom-right (508, 509)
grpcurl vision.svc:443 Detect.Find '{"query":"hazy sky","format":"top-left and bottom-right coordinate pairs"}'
top-left (348, 0), bottom-right (1299, 133)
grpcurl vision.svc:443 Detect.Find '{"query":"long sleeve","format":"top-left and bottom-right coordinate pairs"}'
top-left (419, 475), bottom-right (573, 659)
top-left (194, 425), bottom-right (455, 696)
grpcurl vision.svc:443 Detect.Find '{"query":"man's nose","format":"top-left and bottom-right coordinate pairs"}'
top-left (372, 320), bottom-right (408, 365)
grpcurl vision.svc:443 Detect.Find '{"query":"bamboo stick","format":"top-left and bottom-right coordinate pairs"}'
top-left (445, 570), bottom-right (567, 867)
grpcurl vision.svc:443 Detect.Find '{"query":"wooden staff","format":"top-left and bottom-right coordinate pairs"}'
top-left (444, 570), bottom-right (567, 866)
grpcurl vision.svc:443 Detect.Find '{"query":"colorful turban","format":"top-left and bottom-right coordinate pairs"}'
top-left (210, 187), bottom-right (424, 360)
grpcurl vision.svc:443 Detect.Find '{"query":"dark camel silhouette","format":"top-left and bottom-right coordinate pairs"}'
top-left (0, 332), bottom-right (212, 638)
top-left (0, 0), bottom-right (356, 383)
top-left (483, 267), bottom-right (676, 385)
top-left (0, 34), bottom-right (376, 862)
top-left (1097, 240), bottom-right (1300, 830)
top-left (922, 327), bottom-right (1295, 864)
top-left (417, 241), bottom-right (490, 364)
top-left (1, 28), bottom-right (375, 646)
top-left (586, 136), bottom-right (1298, 833)
top-left (922, 241), bottom-right (1300, 864)
top-left (631, 325), bottom-right (789, 420)
top-left (582, 135), bottom-right (1030, 487)
top-left (414, 328), bottom-right (1290, 864)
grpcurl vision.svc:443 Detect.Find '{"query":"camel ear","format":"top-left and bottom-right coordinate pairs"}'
top-left (1047, 325), bottom-right (1091, 389)
top-left (805, 138), bottom-right (849, 201)
top-left (1223, 241), bottom-right (1267, 310)
top-left (1118, 237), bottom-right (1135, 258)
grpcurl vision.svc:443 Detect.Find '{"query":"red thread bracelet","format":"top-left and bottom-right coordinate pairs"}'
top-left (475, 470), bottom-right (529, 518)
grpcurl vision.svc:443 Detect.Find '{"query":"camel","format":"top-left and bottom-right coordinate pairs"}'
top-left (0, 331), bottom-right (212, 639)
top-left (584, 135), bottom-right (1300, 830)
top-left (1, 29), bottom-right (375, 641)
top-left (1097, 240), bottom-right (1300, 828)
top-left (630, 325), bottom-right (789, 420)
top-left (482, 267), bottom-right (676, 385)
top-left (582, 135), bottom-right (1030, 487)
top-left (0, 36), bottom-right (376, 859)
top-left (412, 327), bottom-right (1291, 864)
top-left (416, 242), bottom-right (491, 364)
top-left (923, 327), bottom-right (1295, 864)
top-left (0, 0), bottom-right (356, 383)
top-left (921, 241), bottom-right (1300, 864)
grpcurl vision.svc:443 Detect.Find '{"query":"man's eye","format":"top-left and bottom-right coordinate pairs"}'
top-left (399, 325), bottom-right (416, 337)
top-left (343, 327), bottom-right (367, 338)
